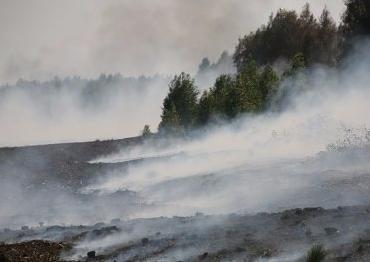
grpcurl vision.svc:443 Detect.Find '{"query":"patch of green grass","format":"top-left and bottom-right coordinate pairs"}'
top-left (306, 244), bottom-right (326, 262)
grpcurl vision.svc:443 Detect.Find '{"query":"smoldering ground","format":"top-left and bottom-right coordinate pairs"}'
top-left (2, 39), bottom-right (369, 230)
top-left (1, 45), bottom-right (370, 262)
top-left (82, 40), bottom-right (370, 216)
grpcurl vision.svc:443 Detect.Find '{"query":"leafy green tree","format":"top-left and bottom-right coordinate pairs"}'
top-left (341, 0), bottom-right (370, 38)
top-left (284, 53), bottom-right (306, 77)
top-left (259, 65), bottom-right (279, 108)
top-left (159, 73), bottom-right (198, 131)
top-left (158, 103), bottom-right (183, 134)
top-left (234, 4), bottom-right (339, 71)
top-left (340, 0), bottom-right (370, 56)
top-left (211, 74), bottom-right (235, 116)
top-left (197, 90), bottom-right (214, 125)
top-left (235, 60), bottom-right (264, 113)
top-left (141, 125), bottom-right (152, 137)
top-left (318, 7), bottom-right (339, 65)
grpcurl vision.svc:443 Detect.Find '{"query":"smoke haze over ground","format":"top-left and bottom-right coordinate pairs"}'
top-left (0, 40), bottom-right (370, 261)
top-left (83, 40), bottom-right (370, 217)
top-left (2, 1), bottom-right (370, 261)
top-left (0, 0), bottom-right (344, 147)
top-left (2, 40), bottom-right (370, 227)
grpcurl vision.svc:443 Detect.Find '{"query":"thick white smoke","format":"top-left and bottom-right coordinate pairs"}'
top-left (0, 0), bottom-right (343, 83)
top-left (85, 40), bottom-right (370, 218)
top-left (0, 75), bottom-right (169, 146)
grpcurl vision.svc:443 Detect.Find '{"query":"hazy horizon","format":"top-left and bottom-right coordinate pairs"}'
top-left (0, 0), bottom-right (344, 84)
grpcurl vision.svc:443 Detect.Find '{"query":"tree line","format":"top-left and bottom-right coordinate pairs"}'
top-left (152, 0), bottom-right (370, 136)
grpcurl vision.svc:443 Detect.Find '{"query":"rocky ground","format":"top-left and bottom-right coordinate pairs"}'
top-left (1, 137), bottom-right (370, 261)
top-left (1, 205), bottom-right (370, 261)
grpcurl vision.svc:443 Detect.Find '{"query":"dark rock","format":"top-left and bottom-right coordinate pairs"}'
top-left (198, 252), bottom-right (208, 260)
top-left (325, 227), bottom-right (339, 235)
top-left (87, 250), bottom-right (96, 258)
top-left (21, 226), bottom-right (29, 231)
top-left (0, 253), bottom-right (8, 262)
top-left (141, 237), bottom-right (149, 245)
top-left (235, 247), bottom-right (246, 252)
top-left (295, 209), bottom-right (303, 215)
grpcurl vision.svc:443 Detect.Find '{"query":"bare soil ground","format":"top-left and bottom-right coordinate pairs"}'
top-left (1, 138), bottom-right (370, 261)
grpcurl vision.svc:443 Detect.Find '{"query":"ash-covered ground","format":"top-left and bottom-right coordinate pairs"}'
top-left (1, 134), bottom-right (370, 261)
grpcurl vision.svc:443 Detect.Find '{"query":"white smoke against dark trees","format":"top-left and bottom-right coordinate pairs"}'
top-left (85, 39), bottom-right (370, 218)
top-left (1, 40), bottom-right (370, 231)
top-left (0, 1), bottom-right (369, 259)
top-left (0, 0), bottom-right (343, 83)
top-left (40, 39), bottom-right (370, 259)
top-left (0, 0), bottom-right (344, 147)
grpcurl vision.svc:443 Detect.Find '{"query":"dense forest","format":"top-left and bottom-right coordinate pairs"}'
top-left (158, 0), bottom-right (370, 135)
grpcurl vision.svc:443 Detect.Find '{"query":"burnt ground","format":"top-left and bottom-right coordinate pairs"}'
top-left (0, 136), bottom-right (144, 191)
top-left (1, 206), bottom-right (370, 261)
top-left (1, 137), bottom-right (370, 261)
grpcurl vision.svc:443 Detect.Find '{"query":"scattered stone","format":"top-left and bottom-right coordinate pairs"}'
top-left (234, 247), bottom-right (246, 252)
top-left (87, 250), bottom-right (96, 259)
top-left (141, 237), bottom-right (149, 246)
top-left (295, 209), bottom-right (303, 215)
top-left (325, 227), bottom-right (339, 235)
top-left (198, 252), bottom-right (208, 260)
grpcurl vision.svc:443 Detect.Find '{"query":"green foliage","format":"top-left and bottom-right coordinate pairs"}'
top-left (158, 103), bottom-right (183, 134)
top-left (197, 74), bottom-right (238, 123)
top-left (141, 125), bottom-right (152, 137)
top-left (157, 2), bottom-right (370, 132)
top-left (283, 53), bottom-right (306, 77)
top-left (341, 0), bottom-right (370, 38)
top-left (318, 7), bottom-right (340, 66)
top-left (159, 73), bottom-right (198, 133)
top-left (234, 4), bottom-right (339, 71)
top-left (234, 60), bottom-right (264, 113)
top-left (340, 0), bottom-right (370, 56)
top-left (259, 65), bottom-right (279, 105)
top-left (197, 90), bottom-right (215, 125)
top-left (212, 74), bottom-right (237, 117)
top-left (306, 244), bottom-right (326, 262)
top-left (197, 61), bottom-right (279, 125)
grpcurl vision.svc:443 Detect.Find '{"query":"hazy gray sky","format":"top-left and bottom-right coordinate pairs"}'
top-left (0, 0), bottom-right (344, 83)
